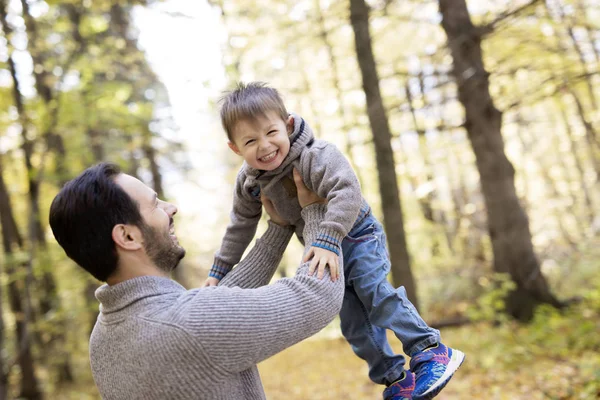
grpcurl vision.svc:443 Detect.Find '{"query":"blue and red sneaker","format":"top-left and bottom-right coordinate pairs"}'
top-left (410, 343), bottom-right (465, 399)
top-left (382, 371), bottom-right (415, 400)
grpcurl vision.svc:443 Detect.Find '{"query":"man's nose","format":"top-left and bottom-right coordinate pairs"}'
top-left (165, 202), bottom-right (178, 216)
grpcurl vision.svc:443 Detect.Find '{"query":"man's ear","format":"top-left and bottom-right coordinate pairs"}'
top-left (112, 224), bottom-right (143, 251)
top-left (228, 141), bottom-right (242, 155)
top-left (286, 115), bottom-right (294, 135)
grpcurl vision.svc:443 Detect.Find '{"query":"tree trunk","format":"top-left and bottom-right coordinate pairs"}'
top-left (566, 87), bottom-right (600, 182)
top-left (88, 128), bottom-right (106, 163)
top-left (142, 131), bottom-right (165, 199)
top-left (557, 100), bottom-right (596, 224)
top-left (208, 0), bottom-right (243, 82)
top-left (349, 0), bottom-right (418, 308)
top-left (0, 253), bottom-right (6, 400)
top-left (0, 156), bottom-right (42, 400)
top-left (576, 0), bottom-right (600, 65)
top-left (126, 133), bottom-right (141, 179)
top-left (12, 0), bottom-right (74, 383)
top-left (439, 0), bottom-right (562, 321)
top-left (0, 0), bottom-right (44, 246)
top-left (297, 58), bottom-right (323, 137)
top-left (545, 0), bottom-right (598, 109)
top-left (405, 79), bottom-right (435, 223)
top-left (439, 79), bottom-right (471, 249)
top-left (543, 108), bottom-right (588, 238)
top-left (407, 74), bottom-right (455, 254)
top-left (513, 115), bottom-right (577, 247)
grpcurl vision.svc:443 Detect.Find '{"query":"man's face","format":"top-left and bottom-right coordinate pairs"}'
top-left (228, 111), bottom-right (292, 171)
top-left (115, 174), bottom-right (185, 272)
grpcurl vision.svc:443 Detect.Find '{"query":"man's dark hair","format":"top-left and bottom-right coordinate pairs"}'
top-left (49, 163), bottom-right (144, 281)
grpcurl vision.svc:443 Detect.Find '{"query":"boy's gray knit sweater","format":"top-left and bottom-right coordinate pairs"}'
top-left (90, 205), bottom-right (344, 400)
top-left (211, 114), bottom-right (368, 279)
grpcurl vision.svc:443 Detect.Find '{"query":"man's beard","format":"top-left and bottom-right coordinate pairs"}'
top-left (140, 223), bottom-right (186, 273)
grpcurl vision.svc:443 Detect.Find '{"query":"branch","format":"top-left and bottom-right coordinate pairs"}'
top-left (503, 71), bottom-right (600, 111)
top-left (159, 10), bottom-right (195, 19)
top-left (479, 0), bottom-right (542, 37)
top-left (380, 69), bottom-right (451, 81)
top-left (429, 316), bottom-right (472, 330)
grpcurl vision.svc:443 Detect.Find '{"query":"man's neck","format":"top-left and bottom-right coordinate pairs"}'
top-left (106, 263), bottom-right (169, 286)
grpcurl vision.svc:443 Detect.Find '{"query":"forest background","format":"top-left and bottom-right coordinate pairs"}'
top-left (0, 0), bottom-right (598, 399)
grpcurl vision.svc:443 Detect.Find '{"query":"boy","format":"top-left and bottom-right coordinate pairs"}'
top-left (205, 82), bottom-right (464, 400)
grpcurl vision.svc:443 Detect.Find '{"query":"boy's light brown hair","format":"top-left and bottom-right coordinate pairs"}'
top-left (219, 82), bottom-right (288, 142)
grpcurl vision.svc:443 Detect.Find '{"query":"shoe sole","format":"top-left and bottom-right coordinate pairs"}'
top-left (417, 349), bottom-right (465, 400)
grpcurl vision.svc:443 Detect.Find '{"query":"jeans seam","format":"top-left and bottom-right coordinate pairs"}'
top-left (384, 365), bottom-right (406, 385)
top-left (346, 224), bottom-right (375, 243)
top-left (409, 336), bottom-right (440, 357)
top-left (378, 281), bottom-right (441, 357)
top-left (348, 295), bottom-right (404, 385)
top-left (382, 283), bottom-right (434, 332)
top-left (357, 300), bottom-right (390, 371)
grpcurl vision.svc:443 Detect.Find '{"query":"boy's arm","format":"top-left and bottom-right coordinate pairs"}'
top-left (210, 170), bottom-right (263, 280)
top-left (184, 204), bottom-right (344, 373)
top-left (299, 143), bottom-right (363, 256)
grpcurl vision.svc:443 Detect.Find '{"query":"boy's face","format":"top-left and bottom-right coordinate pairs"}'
top-left (228, 111), bottom-right (293, 171)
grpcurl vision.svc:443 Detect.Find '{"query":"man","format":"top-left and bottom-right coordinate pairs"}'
top-left (49, 163), bottom-right (343, 399)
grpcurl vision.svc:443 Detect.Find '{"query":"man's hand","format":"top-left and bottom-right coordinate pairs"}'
top-left (203, 277), bottom-right (220, 287)
top-left (303, 246), bottom-right (340, 281)
top-left (261, 194), bottom-right (289, 226)
top-left (293, 168), bottom-right (326, 208)
top-left (293, 169), bottom-right (335, 279)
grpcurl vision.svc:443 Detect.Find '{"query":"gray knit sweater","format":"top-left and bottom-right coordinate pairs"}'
top-left (210, 114), bottom-right (368, 279)
top-left (90, 204), bottom-right (343, 399)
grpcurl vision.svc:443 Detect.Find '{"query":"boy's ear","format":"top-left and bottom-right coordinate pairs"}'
top-left (228, 141), bottom-right (242, 155)
top-left (286, 115), bottom-right (294, 134)
top-left (112, 224), bottom-right (143, 251)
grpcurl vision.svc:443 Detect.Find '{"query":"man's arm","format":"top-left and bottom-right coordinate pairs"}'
top-left (209, 169), bottom-right (263, 280)
top-left (219, 220), bottom-right (294, 289)
top-left (184, 204), bottom-right (344, 373)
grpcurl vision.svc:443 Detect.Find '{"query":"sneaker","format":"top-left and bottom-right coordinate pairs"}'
top-left (410, 343), bottom-right (465, 399)
top-left (382, 371), bottom-right (415, 400)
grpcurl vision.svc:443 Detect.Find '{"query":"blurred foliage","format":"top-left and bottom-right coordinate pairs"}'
top-left (466, 273), bottom-right (517, 323)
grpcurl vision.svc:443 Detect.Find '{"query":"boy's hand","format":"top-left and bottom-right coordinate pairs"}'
top-left (203, 277), bottom-right (220, 287)
top-left (303, 246), bottom-right (340, 281)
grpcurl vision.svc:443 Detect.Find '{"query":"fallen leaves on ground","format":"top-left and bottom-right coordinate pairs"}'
top-left (259, 320), bottom-right (600, 400)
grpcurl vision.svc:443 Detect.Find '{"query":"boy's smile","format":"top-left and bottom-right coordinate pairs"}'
top-left (228, 111), bottom-right (293, 171)
top-left (259, 150), bottom-right (278, 162)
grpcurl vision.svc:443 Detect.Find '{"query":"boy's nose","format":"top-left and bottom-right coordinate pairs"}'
top-left (258, 138), bottom-right (270, 149)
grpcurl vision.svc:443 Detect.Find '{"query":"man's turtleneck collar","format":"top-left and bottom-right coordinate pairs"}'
top-left (95, 275), bottom-right (185, 315)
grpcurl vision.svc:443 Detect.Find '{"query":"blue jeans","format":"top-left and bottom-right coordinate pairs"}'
top-left (340, 208), bottom-right (440, 385)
